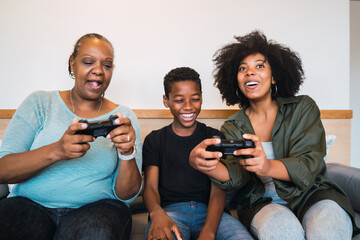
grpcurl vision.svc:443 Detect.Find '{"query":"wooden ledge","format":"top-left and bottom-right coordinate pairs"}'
top-left (0, 110), bottom-right (16, 119)
top-left (0, 109), bottom-right (353, 119)
top-left (136, 109), bottom-right (353, 119)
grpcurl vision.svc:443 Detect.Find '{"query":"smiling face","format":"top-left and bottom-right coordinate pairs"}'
top-left (163, 80), bottom-right (202, 136)
top-left (237, 53), bottom-right (275, 104)
top-left (70, 38), bottom-right (114, 100)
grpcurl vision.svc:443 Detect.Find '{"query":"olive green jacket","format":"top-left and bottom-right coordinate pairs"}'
top-left (211, 95), bottom-right (358, 235)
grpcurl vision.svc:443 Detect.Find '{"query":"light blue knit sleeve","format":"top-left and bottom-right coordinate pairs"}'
top-left (110, 106), bottom-right (143, 204)
top-left (0, 91), bottom-right (45, 158)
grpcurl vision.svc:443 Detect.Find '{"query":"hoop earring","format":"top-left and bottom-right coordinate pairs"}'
top-left (70, 72), bottom-right (75, 79)
top-left (236, 88), bottom-right (241, 99)
top-left (271, 84), bottom-right (278, 96)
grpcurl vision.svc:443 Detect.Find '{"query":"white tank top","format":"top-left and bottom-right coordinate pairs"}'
top-left (258, 142), bottom-right (287, 205)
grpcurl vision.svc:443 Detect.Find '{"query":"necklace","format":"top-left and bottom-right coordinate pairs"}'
top-left (69, 89), bottom-right (103, 116)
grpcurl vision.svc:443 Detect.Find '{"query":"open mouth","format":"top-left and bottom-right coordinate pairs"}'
top-left (87, 80), bottom-right (102, 89)
top-left (245, 81), bottom-right (259, 86)
top-left (180, 113), bottom-right (195, 121)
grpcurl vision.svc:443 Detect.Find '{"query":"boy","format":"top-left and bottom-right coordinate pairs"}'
top-left (142, 67), bottom-right (252, 240)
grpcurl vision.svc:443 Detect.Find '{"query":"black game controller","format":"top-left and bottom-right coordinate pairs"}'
top-left (76, 115), bottom-right (118, 138)
top-left (206, 136), bottom-right (255, 158)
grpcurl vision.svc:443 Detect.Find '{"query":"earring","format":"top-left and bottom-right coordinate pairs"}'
top-left (70, 72), bottom-right (75, 79)
top-left (271, 84), bottom-right (278, 96)
top-left (236, 88), bottom-right (241, 99)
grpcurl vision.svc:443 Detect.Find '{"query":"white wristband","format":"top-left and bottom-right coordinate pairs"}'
top-left (117, 147), bottom-right (136, 161)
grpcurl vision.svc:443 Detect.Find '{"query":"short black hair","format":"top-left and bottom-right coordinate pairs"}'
top-left (68, 33), bottom-right (113, 77)
top-left (213, 30), bottom-right (304, 107)
top-left (163, 67), bottom-right (202, 98)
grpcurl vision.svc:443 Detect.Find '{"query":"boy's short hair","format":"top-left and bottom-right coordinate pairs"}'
top-left (163, 67), bottom-right (202, 98)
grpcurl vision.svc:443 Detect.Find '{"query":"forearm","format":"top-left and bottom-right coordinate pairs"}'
top-left (267, 159), bottom-right (291, 181)
top-left (143, 187), bottom-right (166, 218)
top-left (202, 161), bottom-right (230, 183)
top-left (115, 159), bottom-right (142, 199)
top-left (0, 142), bottom-right (60, 184)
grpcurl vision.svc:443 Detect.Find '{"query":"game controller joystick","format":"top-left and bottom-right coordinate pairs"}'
top-left (76, 115), bottom-right (118, 138)
top-left (206, 136), bottom-right (255, 159)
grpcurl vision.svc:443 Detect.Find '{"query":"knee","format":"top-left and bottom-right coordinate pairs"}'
top-left (0, 197), bottom-right (55, 239)
top-left (55, 199), bottom-right (132, 240)
top-left (251, 204), bottom-right (304, 240)
top-left (216, 213), bottom-right (253, 239)
top-left (303, 200), bottom-right (352, 240)
top-left (251, 223), bottom-right (304, 240)
top-left (56, 215), bottom-right (132, 240)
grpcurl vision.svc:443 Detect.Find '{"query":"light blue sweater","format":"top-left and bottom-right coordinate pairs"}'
top-left (0, 91), bottom-right (142, 208)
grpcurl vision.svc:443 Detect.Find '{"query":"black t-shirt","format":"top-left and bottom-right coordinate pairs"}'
top-left (143, 121), bottom-right (223, 207)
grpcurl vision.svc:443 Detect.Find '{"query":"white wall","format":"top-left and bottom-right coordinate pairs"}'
top-left (350, 1), bottom-right (360, 168)
top-left (0, 0), bottom-right (350, 110)
top-left (2, 0), bottom-right (358, 165)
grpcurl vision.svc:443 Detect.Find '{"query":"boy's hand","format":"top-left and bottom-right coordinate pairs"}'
top-left (189, 138), bottom-right (222, 172)
top-left (147, 210), bottom-right (182, 240)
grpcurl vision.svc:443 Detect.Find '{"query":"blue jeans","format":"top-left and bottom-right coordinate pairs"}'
top-left (250, 200), bottom-right (352, 240)
top-left (145, 201), bottom-right (253, 240)
top-left (0, 196), bottom-right (132, 240)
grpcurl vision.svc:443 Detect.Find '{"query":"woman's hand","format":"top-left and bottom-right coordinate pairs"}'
top-left (189, 138), bottom-right (223, 172)
top-left (106, 111), bottom-right (135, 155)
top-left (236, 134), bottom-right (291, 181)
top-left (147, 209), bottom-right (182, 240)
top-left (54, 118), bottom-right (94, 161)
top-left (235, 134), bottom-right (270, 177)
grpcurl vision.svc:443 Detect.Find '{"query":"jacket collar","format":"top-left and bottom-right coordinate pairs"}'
top-left (225, 96), bottom-right (301, 134)
top-left (276, 96), bottom-right (299, 113)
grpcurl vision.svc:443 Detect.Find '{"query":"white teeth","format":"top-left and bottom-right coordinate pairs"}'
top-left (181, 113), bottom-right (194, 118)
top-left (246, 81), bottom-right (259, 86)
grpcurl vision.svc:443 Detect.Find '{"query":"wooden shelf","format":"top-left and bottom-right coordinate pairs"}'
top-left (0, 109), bottom-right (353, 119)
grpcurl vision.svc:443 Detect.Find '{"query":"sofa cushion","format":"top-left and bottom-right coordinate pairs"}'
top-left (326, 163), bottom-right (360, 212)
top-left (0, 184), bottom-right (9, 199)
top-left (324, 134), bottom-right (336, 161)
top-left (131, 213), bottom-right (147, 239)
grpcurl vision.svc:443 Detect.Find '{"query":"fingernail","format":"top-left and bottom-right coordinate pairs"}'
top-left (218, 152), bottom-right (222, 158)
top-left (106, 134), bottom-right (110, 139)
top-left (115, 119), bottom-right (120, 124)
top-left (81, 123), bottom-right (87, 129)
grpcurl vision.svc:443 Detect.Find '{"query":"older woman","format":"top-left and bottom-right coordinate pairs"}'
top-left (0, 33), bottom-right (142, 239)
top-left (189, 30), bottom-right (358, 239)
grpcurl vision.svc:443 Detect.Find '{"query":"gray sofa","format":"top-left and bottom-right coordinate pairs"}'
top-left (325, 163), bottom-right (360, 239)
top-left (1, 162), bottom-right (359, 239)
